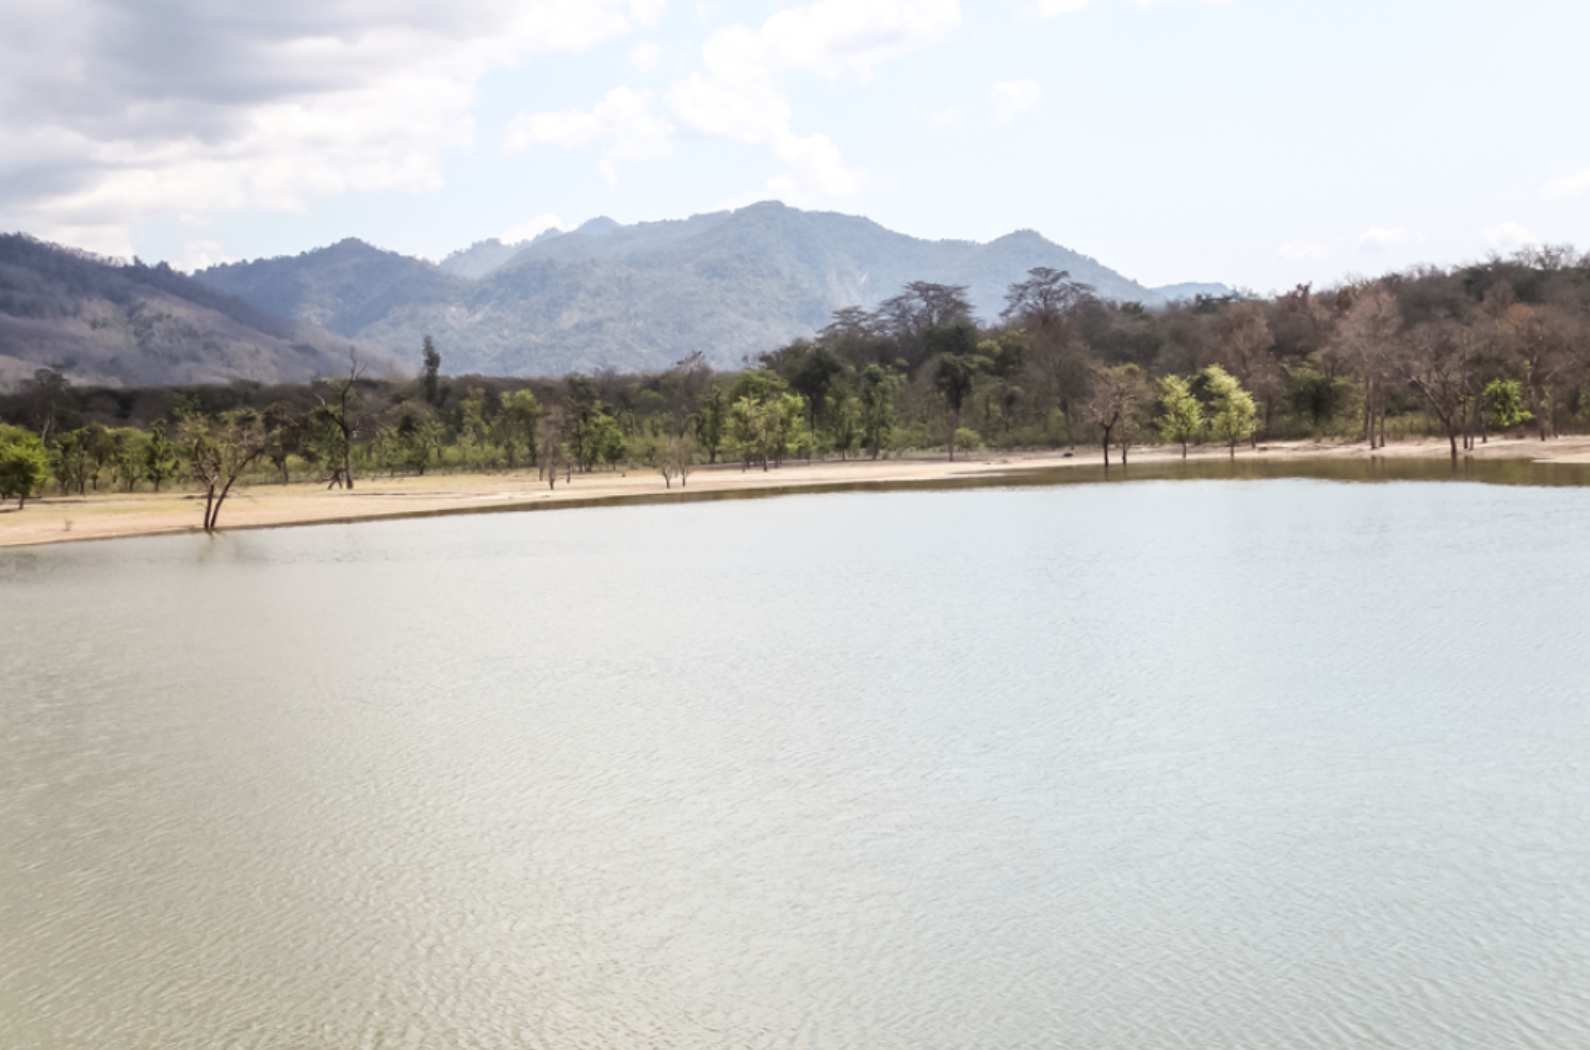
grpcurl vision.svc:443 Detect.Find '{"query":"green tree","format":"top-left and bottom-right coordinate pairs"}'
top-left (51, 430), bottom-right (92, 495)
top-left (857, 364), bottom-right (900, 460)
top-left (144, 419), bottom-right (178, 492)
top-left (933, 352), bottom-right (980, 461)
top-left (262, 402), bottom-right (307, 484)
top-left (108, 428), bottom-right (148, 491)
top-left (458, 387), bottom-right (496, 470)
top-left (729, 395), bottom-right (799, 471)
top-left (379, 403), bottom-right (442, 475)
top-left (1204, 364), bottom-right (1257, 459)
top-left (421, 335), bottom-right (442, 405)
top-left (178, 408), bottom-right (270, 532)
top-left (495, 389), bottom-right (543, 468)
top-left (0, 424), bottom-right (50, 509)
top-left (829, 389), bottom-right (860, 459)
top-left (1157, 374), bottom-right (1204, 458)
top-left (694, 383), bottom-right (729, 464)
top-left (1483, 378), bottom-right (1533, 429)
top-left (572, 403), bottom-right (624, 471)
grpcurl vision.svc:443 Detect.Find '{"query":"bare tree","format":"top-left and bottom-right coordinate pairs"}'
top-left (1396, 320), bottom-right (1476, 463)
top-left (1497, 300), bottom-right (1573, 440)
top-left (663, 434), bottom-right (694, 488)
top-left (312, 352), bottom-right (368, 489)
top-left (1215, 301), bottom-right (1282, 445)
top-left (1325, 284), bottom-right (1402, 448)
top-left (536, 409), bottom-right (569, 490)
top-left (1084, 364), bottom-right (1147, 468)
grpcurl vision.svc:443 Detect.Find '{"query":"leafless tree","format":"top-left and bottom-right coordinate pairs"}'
top-left (1215, 301), bottom-right (1282, 445)
top-left (1084, 364), bottom-right (1148, 468)
top-left (536, 409), bottom-right (569, 490)
top-left (1395, 320), bottom-right (1477, 463)
top-left (1325, 283), bottom-right (1402, 448)
top-left (313, 352), bottom-right (369, 489)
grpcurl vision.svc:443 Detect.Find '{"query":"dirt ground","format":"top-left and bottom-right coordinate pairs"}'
top-left (5, 435), bottom-right (1588, 548)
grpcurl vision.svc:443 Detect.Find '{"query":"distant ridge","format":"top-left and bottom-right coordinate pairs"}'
top-left (0, 233), bottom-right (383, 389)
top-left (193, 203), bottom-right (1227, 377)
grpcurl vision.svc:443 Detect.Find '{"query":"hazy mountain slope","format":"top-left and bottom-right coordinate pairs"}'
top-left (197, 203), bottom-right (1227, 376)
top-left (1153, 281), bottom-right (1233, 302)
top-left (0, 234), bottom-right (378, 389)
top-left (437, 238), bottom-right (532, 279)
top-left (198, 238), bottom-right (470, 338)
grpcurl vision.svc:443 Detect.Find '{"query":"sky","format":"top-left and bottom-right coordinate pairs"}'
top-left (3, 0), bottom-right (1589, 294)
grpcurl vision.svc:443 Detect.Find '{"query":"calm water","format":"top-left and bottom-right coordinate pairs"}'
top-left (4, 467), bottom-right (1590, 1049)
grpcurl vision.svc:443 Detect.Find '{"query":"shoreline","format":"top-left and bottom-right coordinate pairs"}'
top-left (5, 435), bottom-right (1590, 549)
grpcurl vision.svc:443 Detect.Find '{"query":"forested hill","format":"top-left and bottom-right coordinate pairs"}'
top-left (197, 202), bottom-right (1227, 376)
top-left (0, 234), bottom-right (379, 389)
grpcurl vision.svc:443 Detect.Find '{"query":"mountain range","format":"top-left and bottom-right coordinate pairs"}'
top-left (0, 233), bottom-right (374, 390)
top-left (0, 204), bottom-right (1226, 388)
top-left (196, 202), bottom-right (1226, 377)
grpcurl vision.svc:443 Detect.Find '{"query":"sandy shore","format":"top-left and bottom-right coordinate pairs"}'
top-left (4, 434), bottom-right (1588, 549)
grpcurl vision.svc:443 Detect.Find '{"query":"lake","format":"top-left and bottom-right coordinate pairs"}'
top-left (4, 467), bottom-right (1590, 1049)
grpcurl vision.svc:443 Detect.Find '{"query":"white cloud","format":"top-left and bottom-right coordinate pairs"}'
top-left (1483, 221), bottom-right (1537, 251)
top-left (1276, 239), bottom-right (1332, 262)
top-left (1356, 227), bottom-right (1414, 254)
top-left (504, 87), bottom-right (675, 185)
top-left (932, 104), bottom-right (970, 126)
top-left (0, 0), bottom-right (665, 254)
top-left (177, 239), bottom-right (230, 272)
top-left (501, 213), bottom-right (568, 242)
top-left (513, 0), bottom-right (959, 200)
top-left (668, 0), bottom-right (959, 197)
top-left (1018, 0), bottom-right (1227, 21)
top-left (1542, 168), bottom-right (1590, 201)
top-left (988, 79), bottom-right (1042, 122)
top-left (1019, 0), bottom-right (1096, 17)
top-left (628, 41), bottom-right (665, 71)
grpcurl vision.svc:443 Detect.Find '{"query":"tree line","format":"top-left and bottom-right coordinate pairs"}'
top-left (4, 246), bottom-right (1589, 524)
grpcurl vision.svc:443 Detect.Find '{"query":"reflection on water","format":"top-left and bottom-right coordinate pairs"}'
top-left (4, 474), bottom-right (1590, 1049)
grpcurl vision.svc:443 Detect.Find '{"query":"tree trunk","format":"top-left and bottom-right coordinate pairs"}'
top-left (1363, 382), bottom-right (1375, 448)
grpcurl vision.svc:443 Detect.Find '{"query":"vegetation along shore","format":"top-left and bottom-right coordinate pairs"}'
top-left (5, 246), bottom-right (1590, 546)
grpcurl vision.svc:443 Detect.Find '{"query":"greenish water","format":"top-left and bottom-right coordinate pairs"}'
top-left (4, 467), bottom-right (1590, 1049)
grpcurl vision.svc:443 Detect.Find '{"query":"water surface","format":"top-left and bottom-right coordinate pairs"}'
top-left (4, 471), bottom-right (1590, 1049)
